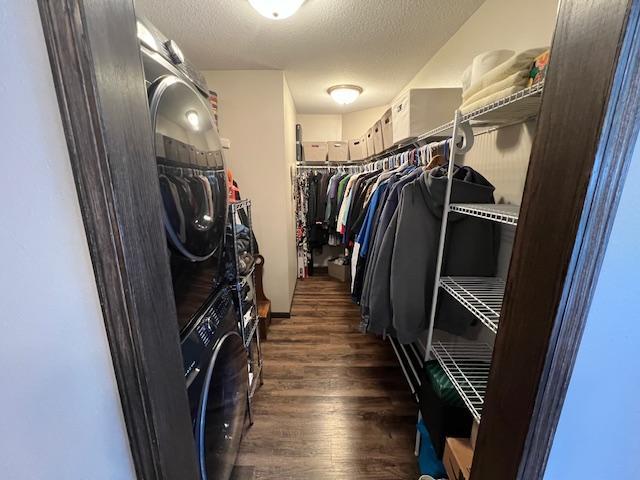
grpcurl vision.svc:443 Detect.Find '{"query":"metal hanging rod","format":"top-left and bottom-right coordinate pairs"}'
top-left (296, 138), bottom-right (454, 174)
top-left (158, 164), bottom-right (223, 176)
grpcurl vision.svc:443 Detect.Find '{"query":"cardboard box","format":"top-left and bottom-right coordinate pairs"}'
top-left (470, 420), bottom-right (479, 450)
top-left (392, 88), bottom-right (462, 144)
top-left (443, 438), bottom-right (473, 480)
top-left (381, 108), bottom-right (393, 150)
top-left (372, 120), bottom-right (384, 154)
top-left (365, 127), bottom-right (375, 156)
top-left (348, 138), bottom-right (367, 161)
top-left (328, 260), bottom-right (349, 282)
top-left (302, 141), bottom-right (328, 162)
top-left (327, 141), bottom-right (349, 162)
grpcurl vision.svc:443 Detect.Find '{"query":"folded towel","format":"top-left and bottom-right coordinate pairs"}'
top-left (461, 64), bottom-right (473, 93)
top-left (469, 49), bottom-right (515, 88)
top-left (462, 69), bottom-right (531, 107)
top-left (460, 85), bottom-right (525, 115)
top-left (464, 48), bottom-right (547, 101)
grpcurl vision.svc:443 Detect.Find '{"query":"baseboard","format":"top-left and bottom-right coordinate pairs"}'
top-left (271, 312), bottom-right (291, 319)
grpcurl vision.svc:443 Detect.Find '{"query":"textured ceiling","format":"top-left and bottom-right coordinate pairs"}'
top-left (135, 0), bottom-right (484, 113)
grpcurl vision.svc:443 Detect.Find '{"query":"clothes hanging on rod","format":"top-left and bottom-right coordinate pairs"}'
top-left (364, 164), bottom-right (499, 343)
top-left (293, 141), bottom-right (451, 279)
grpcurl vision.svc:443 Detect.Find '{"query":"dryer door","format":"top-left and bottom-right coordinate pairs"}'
top-left (149, 75), bottom-right (228, 261)
top-left (195, 330), bottom-right (248, 480)
top-left (149, 75), bottom-right (229, 330)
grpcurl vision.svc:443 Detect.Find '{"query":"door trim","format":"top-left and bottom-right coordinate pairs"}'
top-left (37, 1), bottom-right (200, 478)
top-left (471, 1), bottom-right (640, 479)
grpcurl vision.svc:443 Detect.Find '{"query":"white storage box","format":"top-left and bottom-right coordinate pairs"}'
top-left (372, 120), bottom-right (384, 154)
top-left (381, 108), bottom-right (393, 150)
top-left (360, 134), bottom-right (369, 158)
top-left (365, 128), bottom-right (375, 156)
top-left (348, 138), bottom-right (367, 161)
top-left (302, 141), bottom-right (328, 162)
top-left (327, 141), bottom-right (349, 162)
top-left (392, 88), bottom-right (462, 144)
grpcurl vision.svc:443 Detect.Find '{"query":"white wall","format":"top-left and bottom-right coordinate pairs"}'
top-left (0, 3), bottom-right (136, 479)
top-left (544, 135), bottom-right (640, 478)
top-left (203, 70), bottom-right (297, 312)
top-left (400, 0), bottom-right (558, 93)
top-left (297, 114), bottom-right (342, 142)
top-left (283, 77), bottom-right (299, 302)
top-left (296, 105), bottom-right (389, 145)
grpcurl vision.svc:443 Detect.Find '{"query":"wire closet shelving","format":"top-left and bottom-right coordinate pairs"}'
top-left (417, 82), bottom-right (543, 426)
top-left (294, 82), bottom-right (544, 425)
top-left (229, 199), bottom-right (264, 423)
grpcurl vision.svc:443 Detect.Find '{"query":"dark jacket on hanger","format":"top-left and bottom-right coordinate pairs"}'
top-left (367, 165), bottom-right (499, 344)
top-left (360, 167), bottom-right (422, 317)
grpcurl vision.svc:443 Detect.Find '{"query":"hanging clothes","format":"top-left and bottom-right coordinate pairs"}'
top-left (364, 165), bottom-right (499, 344)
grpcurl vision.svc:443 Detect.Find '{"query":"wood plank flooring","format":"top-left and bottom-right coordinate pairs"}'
top-left (233, 275), bottom-right (420, 480)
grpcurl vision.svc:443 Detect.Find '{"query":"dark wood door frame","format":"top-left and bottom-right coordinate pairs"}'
top-left (38, 1), bottom-right (200, 479)
top-left (472, 0), bottom-right (640, 479)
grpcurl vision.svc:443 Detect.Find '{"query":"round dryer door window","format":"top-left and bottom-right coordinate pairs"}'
top-left (149, 76), bottom-right (228, 262)
top-left (196, 331), bottom-right (248, 480)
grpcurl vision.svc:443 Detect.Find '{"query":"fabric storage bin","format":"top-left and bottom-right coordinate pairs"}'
top-left (372, 120), bottom-right (384, 154)
top-left (360, 134), bottom-right (369, 158)
top-left (348, 138), bottom-right (367, 161)
top-left (381, 108), bottom-right (393, 150)
top-left (392, 88), bottom-right (461, 143)
top-left (302, 141), bottom-right (328, 162)
top-left (327, 141), bottom-right (349, 162)
top-left (328, 259), bottom-right (350, 282)
top-left (365, 127), bottom-right (375, 156)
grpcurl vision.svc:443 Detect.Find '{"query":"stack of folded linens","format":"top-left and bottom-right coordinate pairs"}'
top-left (460, 47), bottom-right (548, 114)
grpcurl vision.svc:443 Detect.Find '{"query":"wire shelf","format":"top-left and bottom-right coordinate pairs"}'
top-left (249, 362), bottom-right (263, 399)
top-left (244, 316), bottom-right (259, 348)
top-left (462, 81), bottom-right (544, 125)
top-left (415, 120), bottom-right (456, 143)
top-left (450, 203), bottom-right (519, 226)
top-left (440, 277), bottom-right (506, 334)
top-left (431, 342), bottom-right (493, 422)
top-left (230, 198), bottom-right (251, 211)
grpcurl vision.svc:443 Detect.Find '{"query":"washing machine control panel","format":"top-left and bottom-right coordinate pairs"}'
top-left (181, 288), bottom-right (234, 384)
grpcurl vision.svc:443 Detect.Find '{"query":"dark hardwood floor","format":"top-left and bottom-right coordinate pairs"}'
top-left (233, 275), bottom-right (420, 480)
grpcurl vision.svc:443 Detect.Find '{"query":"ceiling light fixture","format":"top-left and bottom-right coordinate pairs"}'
top-left (249, 0), bottom-right (305, 20)
top-left (328, 85), bottom-right (363, 105)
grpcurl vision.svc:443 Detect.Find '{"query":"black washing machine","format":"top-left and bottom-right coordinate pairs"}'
top-left (181, 288), bottom-right (248, 480)
top-left (136, 16), bottom-right (247, 480)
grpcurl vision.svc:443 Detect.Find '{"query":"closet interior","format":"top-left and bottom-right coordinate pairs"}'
top-left (139, 1), bottom-right (556, 477)
top-left (293, 73), bottom-right (545, 477)
top-left (29, 0), bottom-right (640, 479)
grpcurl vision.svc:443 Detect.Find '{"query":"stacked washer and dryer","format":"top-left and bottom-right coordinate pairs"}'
top-left (136, 17), bottom-right (248, 480)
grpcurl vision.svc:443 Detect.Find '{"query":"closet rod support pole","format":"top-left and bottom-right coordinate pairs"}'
top-left (424, 110), bottom-right (462, 362)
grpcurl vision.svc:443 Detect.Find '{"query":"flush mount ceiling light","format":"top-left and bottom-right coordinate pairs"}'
top-left (249, 0), bottom-right (305, 20)
top-left (328, 85), bottom-right (363, 105)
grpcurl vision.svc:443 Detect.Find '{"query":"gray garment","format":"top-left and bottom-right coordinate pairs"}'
top-left (361, 168), bottom-right (421, 316)
top-left (367, 165), bottom-right (499, 344)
